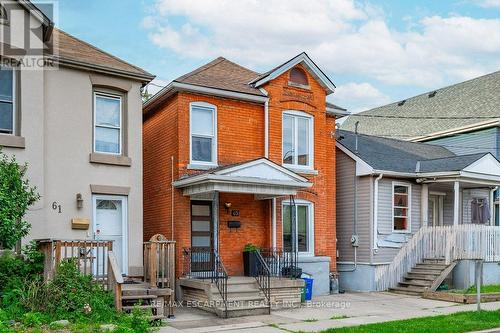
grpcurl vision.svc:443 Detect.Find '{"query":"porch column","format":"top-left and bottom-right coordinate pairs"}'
top-left (453, 181), bottom-right (460, 226)
top-left (272, 198), bottom-right (277, 248)
top-left (421, 184), bottom-right (429, 227)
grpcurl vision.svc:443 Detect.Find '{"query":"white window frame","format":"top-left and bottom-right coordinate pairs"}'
top-left (282, 199), bottom-right (314, 256)
top-left (189, 102), bottom-right (217, 167)
top-left (92, 194), bottom-right (128, 275)
top-left (282, 110), bottom-right (314, 170)
top-left (93, 91), bottom-right (123, 155)
top-left (0, 65), bottom-right (16, 135)
top-left (392, 181), bottom-right (411, 233)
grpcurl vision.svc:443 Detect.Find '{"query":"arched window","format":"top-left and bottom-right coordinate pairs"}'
top-left (289, 67), bottom-right (308, 86)
top-left (0, 5), bottom-right (8, 26)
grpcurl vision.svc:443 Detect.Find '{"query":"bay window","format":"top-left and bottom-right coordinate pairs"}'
top-left (283, 200), bottom-right (314, 255)
top-left (393, 182), bottom-right (411, 232)
top-left (94, 92), bottom-right (122, 154)
top-left (282, 111), bottom-right (313, 169)
top-left (0, 66), bottom-right (15, 135)
top-left (190, 102), bottom-right (217, 165)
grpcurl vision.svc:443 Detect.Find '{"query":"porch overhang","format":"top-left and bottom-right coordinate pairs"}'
top-left (173, 158), bottom-right (312, 197)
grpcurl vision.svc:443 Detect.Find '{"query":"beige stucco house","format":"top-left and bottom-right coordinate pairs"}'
top-left (0, 0), bottom-right (154, 276)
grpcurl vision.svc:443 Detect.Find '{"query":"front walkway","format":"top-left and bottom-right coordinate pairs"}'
top-left (159, 292), bottom-right (500, 333)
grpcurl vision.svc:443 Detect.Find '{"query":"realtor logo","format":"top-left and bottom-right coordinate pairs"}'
top-left (0, 0), bottom-right (57, 69)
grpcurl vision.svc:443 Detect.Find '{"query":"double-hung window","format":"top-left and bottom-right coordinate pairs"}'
top-left (94, 92), bottom-right (122, 155)
top-left (282, 111), bottom-right (313, 169)
top-left (393, 183), bottom-right (411, 232)
top-left (283, 201), bottom-right (314, 255)
top-left (0, 66), bottom-right (15, 135)
top-left (190, 102), bottom-right (217, 165)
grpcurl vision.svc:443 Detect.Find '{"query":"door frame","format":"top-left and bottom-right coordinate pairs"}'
top-left (429, 194), bottom-right (444, 227)
top-left (190, 200), bottom-right (215, 273)
top-left (92, 194), bottom-right (128, 275)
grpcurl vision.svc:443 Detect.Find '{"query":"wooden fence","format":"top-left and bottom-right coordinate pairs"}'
top-left (375, 225), bottom-right (500, 291)
top-left (37, 239), bottom-right (113, 286)
top-left (143, 234), bottom-right (176, 290)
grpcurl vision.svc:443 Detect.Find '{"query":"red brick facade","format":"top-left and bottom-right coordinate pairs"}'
top-left (143, 63), bottom-right (337, 277)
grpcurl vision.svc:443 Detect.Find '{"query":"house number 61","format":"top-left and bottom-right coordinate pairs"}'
top-left (52, 202), bottom-right (62, 213)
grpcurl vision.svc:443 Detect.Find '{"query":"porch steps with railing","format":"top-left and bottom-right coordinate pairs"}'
top-left (389, 259), bottom-right (457, 296)
top-left (121, 282), bottom-right (169, 320)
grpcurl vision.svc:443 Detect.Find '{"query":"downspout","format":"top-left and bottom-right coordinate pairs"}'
top-left (373, 173), bottom-right (384, 251)
top-left (259, 88), bottom-right (269, 158)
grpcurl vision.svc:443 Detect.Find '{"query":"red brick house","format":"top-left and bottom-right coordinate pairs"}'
top-left (143, 53), bottom-right (347, 315)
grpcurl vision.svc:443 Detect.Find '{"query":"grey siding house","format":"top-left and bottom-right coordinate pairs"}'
top-left (336, 130), bottom-right (500, 292)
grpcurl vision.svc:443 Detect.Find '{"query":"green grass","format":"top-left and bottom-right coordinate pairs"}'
top-left (313, 310), bottom-right (500, 333)
top-left (330, 315), bottom-right (348, 320)
top-left (463, 284), bottom-right (500, 294)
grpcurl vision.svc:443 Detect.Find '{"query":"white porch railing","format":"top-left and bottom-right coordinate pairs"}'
top-left (375, 225), bottom-right (500, 291)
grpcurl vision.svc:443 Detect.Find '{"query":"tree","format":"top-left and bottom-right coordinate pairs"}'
top-left (0, 149), bottom-right (40, 249)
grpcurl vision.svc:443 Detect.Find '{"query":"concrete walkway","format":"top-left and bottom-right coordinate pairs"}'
top-left (159, 292), bottom-right (500, 333)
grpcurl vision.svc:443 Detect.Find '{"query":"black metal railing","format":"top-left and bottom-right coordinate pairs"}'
top-left (254, 250), bottom-right (271, 313)
top-left (182, 247), bottom-right (228, 317)
top-left (259, 248), bottom-right (301, 278)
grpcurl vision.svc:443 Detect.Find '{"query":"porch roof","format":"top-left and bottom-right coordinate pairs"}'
top-left (173, 158), bottom-right (312, 197)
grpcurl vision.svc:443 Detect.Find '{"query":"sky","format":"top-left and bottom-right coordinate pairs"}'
top-left (42, 0), bottom-right (500, 113)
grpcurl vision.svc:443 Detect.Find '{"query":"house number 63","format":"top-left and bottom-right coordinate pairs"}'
top-left (52, 202), bottom-right (62, 213)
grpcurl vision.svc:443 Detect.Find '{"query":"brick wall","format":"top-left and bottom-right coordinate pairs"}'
top-left (143, 63), bottom-right (337, 277)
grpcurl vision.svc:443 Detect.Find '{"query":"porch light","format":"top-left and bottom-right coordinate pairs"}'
top-left (76, 193), bottom-right (83, 209)
top-left (224, 202), bottom-right (232, 213)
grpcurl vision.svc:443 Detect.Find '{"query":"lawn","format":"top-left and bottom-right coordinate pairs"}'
top-left (315, 310), bottom-right (500, 333)
top-left (463, 284), bottom-right (500, 294)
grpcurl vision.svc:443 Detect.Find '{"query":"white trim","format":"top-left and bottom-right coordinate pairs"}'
top-left (93, 92), bottom-right (123, 155)
top-left (0, 65), bottom-right (15, 135)
top-left (453, 181), bottom-right (460, 226)
top-left (143, 81), bottom-right (268, 112)
top-left (92, 194), bottom-right (128, 275)
top-left (326, 106), bottom-right (349, 117)
top-left (282, 199), bottom-right (315, 256)
top-left (260, 88), bottom-right (269, 158)
top-left (410, 120), bottom-right (500, 142)
top-left (282, 110), bottom-right (314, 170)
top-left (272, 198), bottom-right (277, 248)
top-left (392, 181), bottom-right (412, 234)
top-left (250, 53), bottom-right (336, 94)
top-left (189, 102), bottom-right (218, 167)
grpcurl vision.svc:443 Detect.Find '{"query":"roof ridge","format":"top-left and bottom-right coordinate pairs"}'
top-left (419, 152), bottom-right (487, 162)
top-left (174, 57), bottom-right (227, 82)
top-left (355, 70), bottom-right (500, 115)
top-left (53, 28), bottom-right (152, 76)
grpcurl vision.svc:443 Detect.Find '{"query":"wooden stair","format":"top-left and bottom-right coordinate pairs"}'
top-left (121, 282), bottom-right (172, 320)
top-left (389, 259), bottom-right (457, 296)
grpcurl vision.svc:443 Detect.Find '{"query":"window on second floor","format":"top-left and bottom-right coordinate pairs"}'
top-left (190, 102), bottom-right (217, 165)
top-left (289, 67), bottom-right (308, 87)
top-left (0, 66), bottom-right (15, 135)
top-left (282, 111), bottom-right (313, 169)
top-left (94, 92), bottom-right (122, 155)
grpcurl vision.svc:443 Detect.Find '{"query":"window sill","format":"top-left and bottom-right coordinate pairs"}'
top-left (283, 165), bottom-right (318, 175)
top-left (0, 134), bottom-right (25, 149)
top-left (187, 163), bottom-right (218, 170)
top-left (89, 152), bottom-right (131, 167)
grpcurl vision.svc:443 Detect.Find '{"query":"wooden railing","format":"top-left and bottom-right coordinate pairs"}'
top-left (37, 239), bottom-right (112, 286)
top-left (375, 225), bottom-right (500, 291)
top-left (107, 251), bottom-right (124, 311)
top-left (143, 234), bottom-right (175, 290)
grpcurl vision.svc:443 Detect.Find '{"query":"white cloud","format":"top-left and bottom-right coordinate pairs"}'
top-left (331, 82), bottom-right (391, 114)
top-left (144, 0), bottom-right (500, 89)
top-left (472, 0), bottom-right (500, 8)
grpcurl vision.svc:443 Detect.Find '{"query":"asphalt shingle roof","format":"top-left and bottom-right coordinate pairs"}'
top-left (340, 71), bottom-right (500, 139)
top-left (337, 130), bottom-right (487, 173)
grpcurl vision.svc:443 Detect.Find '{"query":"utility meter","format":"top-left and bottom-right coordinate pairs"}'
top-left (351, 235), bottom-right (359, 247)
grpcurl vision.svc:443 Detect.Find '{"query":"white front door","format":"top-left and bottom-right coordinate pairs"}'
top-left (93, 195), bottom-right (128, 275)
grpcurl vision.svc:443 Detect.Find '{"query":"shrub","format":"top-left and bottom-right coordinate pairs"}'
top-left (0, 149), bottom-right (40, 249)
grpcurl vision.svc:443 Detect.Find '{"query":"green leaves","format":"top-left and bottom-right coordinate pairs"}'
top-left (0, 149), bottom-right (40, 249)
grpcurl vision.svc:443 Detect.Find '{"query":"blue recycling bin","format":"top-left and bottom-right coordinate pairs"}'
top-left (303, 277), bottom-right (314, 301)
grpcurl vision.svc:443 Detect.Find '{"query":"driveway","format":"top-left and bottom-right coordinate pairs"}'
top-left (159, 292), bottom-right (500, 333)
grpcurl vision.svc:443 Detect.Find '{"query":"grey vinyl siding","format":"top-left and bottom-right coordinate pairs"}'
top-left (462, 188), bottom-right (491, 224)
top-left (335, 149), bottom-right (372, 263)
top-left (425, 127), bottom-right (499, 158)
top-left (373, 178), bottom-right (422, 264)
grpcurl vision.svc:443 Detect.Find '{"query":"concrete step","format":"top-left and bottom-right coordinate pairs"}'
top-left (215, 304), bottom-right (270, 318)
top-left (210, 285), bottom-right (260, 295)
top-left (226, 277), bottom-right (259, 285)
top-left (389, 286), bottom-right (425, 296)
